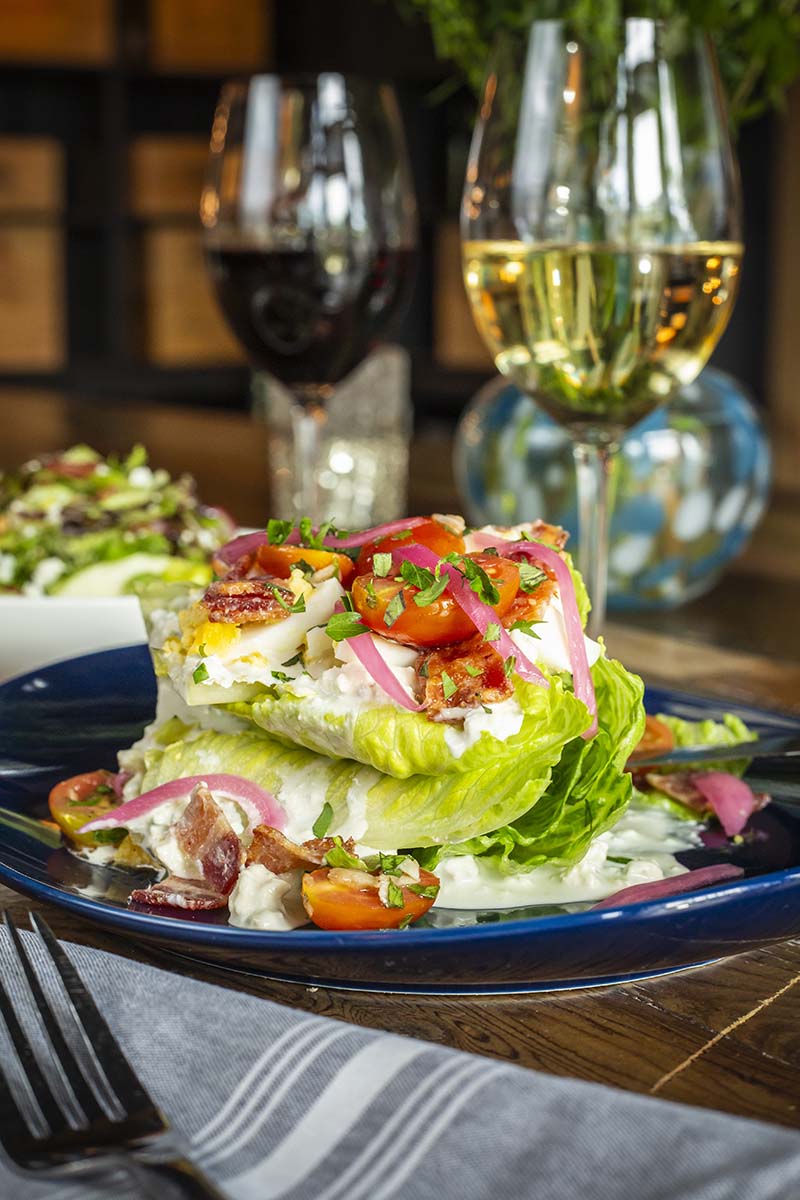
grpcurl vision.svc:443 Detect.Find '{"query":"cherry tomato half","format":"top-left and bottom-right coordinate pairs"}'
top-left (302, 866), bottom-right (440, 930)
top-left (48, 770), bottom-right (120, 848)
top-left (352, 552), bottom-right (520, 647)
top-left (628, 715), bottom-right (675, 762)
top-left (255, 544), bottom-right (355, 587)
top-left (355, 517), bottom-right (465, 575)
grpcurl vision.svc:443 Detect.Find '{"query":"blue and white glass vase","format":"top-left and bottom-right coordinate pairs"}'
top-left (454, 368), bottom-right (771, 611)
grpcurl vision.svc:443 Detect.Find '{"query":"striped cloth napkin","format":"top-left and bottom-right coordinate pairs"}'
top-left (1, 933), bottom-right (799, 1200)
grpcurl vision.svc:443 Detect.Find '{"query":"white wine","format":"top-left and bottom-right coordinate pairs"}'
top-left (462, 241), bottom-right (743, 432)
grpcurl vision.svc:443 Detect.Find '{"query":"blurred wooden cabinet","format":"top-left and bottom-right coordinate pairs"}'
top-left (129, 136), bottom-right (208, 218)
top-left (0, 0), bottom-right (113, 65)
top-left (433, 221), bottom-right (493, 371)
top-left (139, 228), bottom-right (242, 365)
top-left (148, 0), bottom-right (270, 72)
top-left (0, 227), bottom-right (64, 369)
top-left (0, 139), bottom-right (63, 215)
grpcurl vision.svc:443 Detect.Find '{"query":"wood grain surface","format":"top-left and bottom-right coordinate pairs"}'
top-left (1, 386), bottom-right (799, 1130)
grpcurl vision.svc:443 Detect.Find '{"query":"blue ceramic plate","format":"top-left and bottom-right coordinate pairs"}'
top-left (1, 646), bottom-right (799, 995)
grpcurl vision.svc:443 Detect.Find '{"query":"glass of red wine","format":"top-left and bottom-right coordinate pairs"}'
top-left (202, 73), bottom-right (417, 520)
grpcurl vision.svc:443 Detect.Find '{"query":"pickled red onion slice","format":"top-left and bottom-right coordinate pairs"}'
top-left (692, 772), bottom-right (761, 837)
top-left (591, 863), bottom-right (744, 909)
top-left (215, 518), bottom-right (429, 567)
top-left (471, 534), bottom-right (596, 736)
top-left (393, 544), bottom-right (548, 689)
top-left (79, 774), bottom-right (285, 834)
top-left (334, 603), bottom-right (421, 711)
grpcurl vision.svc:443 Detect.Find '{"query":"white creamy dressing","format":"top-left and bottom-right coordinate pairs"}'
top-left (435, 805), bottom-right (702, 909)
top-left (228, 864), bottom-right (307, 931)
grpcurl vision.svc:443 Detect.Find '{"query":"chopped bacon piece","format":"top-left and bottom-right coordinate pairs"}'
top-left (642, 771), bottom-right (707, 811)
top-left (129, 876), bottom-right (228, 910)
top-left (202, 578), bottom-right (292, 624)
top-left (174, 783), bottom-right (241, 895)
top-left (417, 635), bottom-right (513, 717)
top-left (638, 771), bottom-right (771, 826)
top-left (524, 520), bottom-right (568, 549)
top-left (246, 825), bottom-right (356, 874)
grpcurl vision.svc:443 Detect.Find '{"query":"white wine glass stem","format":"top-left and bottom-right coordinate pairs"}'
top-left (290, 391), bottom-right (328, 521)
top-left (573, 440), bottom-right (617, 641)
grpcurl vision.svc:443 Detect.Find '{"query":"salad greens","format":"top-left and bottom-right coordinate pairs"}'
top-left (0, 444), bottom-right (234, 597)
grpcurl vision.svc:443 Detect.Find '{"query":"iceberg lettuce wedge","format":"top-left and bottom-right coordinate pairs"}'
top-left (229, 669), bottom-right (592, 779)
top-left (135, 712), bottom-right (578, 852)
top-left (416, 655), bottom-right (645, 872)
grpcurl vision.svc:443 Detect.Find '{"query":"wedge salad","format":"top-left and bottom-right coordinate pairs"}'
top-left (47, 514), bottom-right (764, 930)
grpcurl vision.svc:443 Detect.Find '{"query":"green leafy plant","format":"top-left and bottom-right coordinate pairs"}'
top-left (403, 0), bottom-right (800, 125)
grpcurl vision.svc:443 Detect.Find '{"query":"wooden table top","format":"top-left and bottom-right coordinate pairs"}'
top-left (1, 386), bottom-right (799, 1132)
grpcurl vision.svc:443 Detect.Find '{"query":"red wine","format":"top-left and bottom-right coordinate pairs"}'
top-left (206, 243), bottom-right (415, 385)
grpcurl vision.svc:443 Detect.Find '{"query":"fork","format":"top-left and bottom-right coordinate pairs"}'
top-left (0, 910), bottom-right (229, 1198)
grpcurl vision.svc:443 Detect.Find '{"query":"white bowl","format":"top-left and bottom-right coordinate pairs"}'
top-left (0, 596), bottom-right (147, 683)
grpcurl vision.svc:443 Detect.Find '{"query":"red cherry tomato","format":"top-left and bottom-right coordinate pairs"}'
top-left (302, 866), bottom-right (440, 930)
top-left (352, 552), bottom-right (519, 647)
top-left (48, 770), bottom-right (119, 848)
top-left (628, 715), bottom-right (675, 762)
top-left (355, 518), bottom-right (465, 575)
top-left (254, 544), bottom-right (355, 586)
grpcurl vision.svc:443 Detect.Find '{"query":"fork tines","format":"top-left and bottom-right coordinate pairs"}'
top-left (0, 910), bottom-right (165, 1168)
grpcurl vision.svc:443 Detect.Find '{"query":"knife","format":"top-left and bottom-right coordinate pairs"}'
top-left (630, 732), bottom-right (800, 769)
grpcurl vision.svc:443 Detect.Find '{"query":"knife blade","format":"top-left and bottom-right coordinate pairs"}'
top-left (629, 732), bottom-right (800, 769)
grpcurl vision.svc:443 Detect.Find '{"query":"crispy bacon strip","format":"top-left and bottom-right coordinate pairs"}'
top-left (129, 876), bottom-right (228, 910)
top-left (202, 578), bottom-right (293, 624)
top-left (525, 520), bottom-right (568, 550)
top-left (246, 826), bottom-right (356, 874)
top-left (417, 635), bottom-right (513, 717)
top-left (174, 783), bottom-right (241, 895)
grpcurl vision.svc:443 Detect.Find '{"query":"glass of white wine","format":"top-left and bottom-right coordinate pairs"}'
top-left (462, 18), bottom-right (743, 636)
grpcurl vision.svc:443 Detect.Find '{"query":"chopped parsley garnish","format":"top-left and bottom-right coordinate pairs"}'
top-left (324, 837), bottom-right (367, 871)
top-left (398, 914), bottom-right (414, 929)
top-left (503, 655), bottom-right (516, 678)
top-left (510, 618), bottom-right (542, 639)
top-left (282, 651), bottom-right (303, 667)
top-left (484, 622), bottom-right (501, 643)
top-left (192, 661), bottom-right (209, 684)
top-left (271, 585), bottom-right (306, 614)
top-left (295, 558), bottom-right (316, 579)
top-left (271, 670), bottom-right (292, 683)
top-left (463, 663), bottom-right (482, 678)
top-left (518, 563), bottom-right (548, 593)
top-left (413, 573), bottom-right (448, 607)
top-left (92, 828), bottom-right (127, 846)
top-left (312, 801), bottom-right (334, 838)
top-left (481, 704), bottom-right (494, 714)
top-left (385, 879), bottom-right (406, 908)
top-left (444, 553), bottom-right (500, 606)
top-left (197, 643), bottom-right (207, 657)
top-left (408, 883), bottom-right (439, 899)
top-left (440, 670), bottom-right (457, 701)
top-left (390, 529), bottom-right (414, 541)
top-left (399, 561), bottom-right (435, 591)
top-left (372, 552), bottom-right (393, 577)
top-left (418, 659), bottom-right (429, 678)
top-left (364, 579), bottom-right (379, 608)
top-left (325, 610), bottom-right (366, 641)
top-left (266, 518), bottom-right (293, 545)
top-left (383, 589), bottom-right (406, 628)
